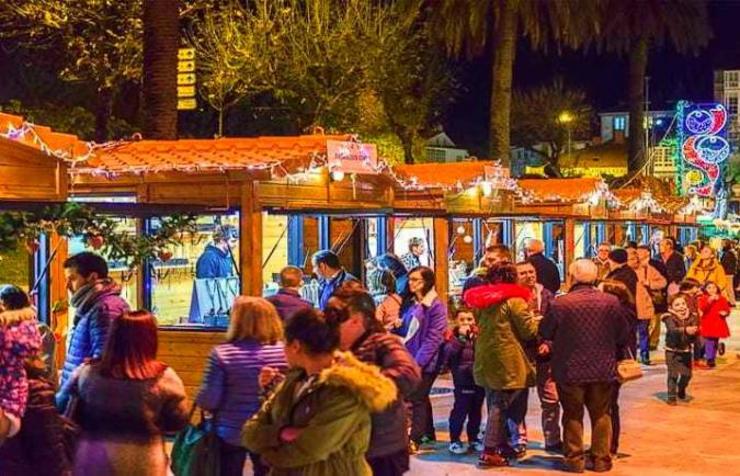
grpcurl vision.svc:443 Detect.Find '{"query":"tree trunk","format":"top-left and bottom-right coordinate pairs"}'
top-left (489, 1), bottom-right (517, 169)
top-left (401, 132), bottom-right (415, 164)
top-left (94, 87), bottom-right (113, 143)
top-left (628, 37), bottom-right (648, 173)
top-left (143, 0), bottom-right (180, 140)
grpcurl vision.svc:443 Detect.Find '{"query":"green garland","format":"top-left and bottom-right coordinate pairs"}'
top-left (0, 203), bottom-right (198, 269)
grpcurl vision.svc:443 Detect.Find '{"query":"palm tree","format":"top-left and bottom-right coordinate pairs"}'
top-left (421, 0), bottom-right (600, 167)
top-left (143, 0), bottom-right (180, 139)
top-left (600, 0), bottom-right (711, 173)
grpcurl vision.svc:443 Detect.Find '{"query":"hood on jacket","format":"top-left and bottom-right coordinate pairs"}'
top-left (319, 351), bottom-right (397, 413)
top-left (463, 283), bottom-right (531, 309)
top-left (0, 307), bottom-right (36, 326)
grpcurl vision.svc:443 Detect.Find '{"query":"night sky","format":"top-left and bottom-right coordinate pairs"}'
top-left (446, 0), bottom-right (740, 157)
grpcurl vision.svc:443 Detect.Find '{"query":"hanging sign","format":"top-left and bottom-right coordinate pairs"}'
top-left (326, 140), bottom-right (378, 174)
top-left (177, 48), bottom-right (197, 110)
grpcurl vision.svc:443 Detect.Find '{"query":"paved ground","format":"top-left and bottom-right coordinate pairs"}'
top-left (411, 309), bottom-right (740, 475)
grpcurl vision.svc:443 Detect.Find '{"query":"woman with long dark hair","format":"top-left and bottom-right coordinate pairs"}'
top-left (242, 308), bottom-right (396, 475)
top-left (59, 311), bottom-right (189, 476)
top-left (395, 266), bottom-right (447, 451)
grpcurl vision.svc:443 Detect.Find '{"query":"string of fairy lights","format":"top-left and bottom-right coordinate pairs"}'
top-left (0, 116), bottom-right (697, 215)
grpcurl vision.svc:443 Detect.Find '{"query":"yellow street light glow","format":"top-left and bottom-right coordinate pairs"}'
top-left (558, 111), bottom-right (574, 124)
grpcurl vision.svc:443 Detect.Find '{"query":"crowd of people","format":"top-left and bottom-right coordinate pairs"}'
top-left (0, 234), bottom-right (736, 475)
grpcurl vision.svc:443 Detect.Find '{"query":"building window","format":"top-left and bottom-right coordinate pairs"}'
top-left (614, 116), bottom-right (626, 131)
top-left (727, 94), bottom-right (739, 116)
top-left (427, 148), bottom-right (447, 162)
top-left (726, 71), bottom-right (739, 89)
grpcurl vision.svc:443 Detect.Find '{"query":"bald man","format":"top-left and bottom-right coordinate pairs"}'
top-left (525, 239), bottom-right (561, 294)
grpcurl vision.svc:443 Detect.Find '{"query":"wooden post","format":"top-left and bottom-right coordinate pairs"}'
top-left (564, 217), bottom-right (576, 276)
top-left (48, 233), bottom-right (69, 372)
top-left (433, 216), bottom-right (449, 305)
top-left (386, 215), bottom-right (395, 254)
top-left (240, 181), bottom-right (263, 296)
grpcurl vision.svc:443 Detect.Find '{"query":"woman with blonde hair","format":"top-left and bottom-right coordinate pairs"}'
top-left (196, 297), bottom-right (287, 476)
top-left (687, 245), bottom-right (729, 295)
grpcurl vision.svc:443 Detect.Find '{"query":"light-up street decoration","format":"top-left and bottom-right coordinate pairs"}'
top-left (676, 101), bottom-right (730, 197)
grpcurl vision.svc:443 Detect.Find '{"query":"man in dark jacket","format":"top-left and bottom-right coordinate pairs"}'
top-left (57, 252), bottom-right (129, 407)
top-left (195, 225), bottom-right (237, 279)
top-left (328, 284), bottom-right (421, 476)
top-left (540, 259), bottom-right (630, 473)
top-left (267, 266), bottom-right (313, 320)
top-left (606, 249), bottom-right (638, 305)
top-left (721, 239), bottom-right (737, 305)
top-left (525, 239), bottom-right (561, 294)
top-left (659, 238), bottom-right (686, 294)
top-left (312, 250), bottom-right (357, 310)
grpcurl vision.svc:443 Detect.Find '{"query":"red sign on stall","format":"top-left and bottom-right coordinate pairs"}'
top-left (326, 140), bottom-right (378, 174)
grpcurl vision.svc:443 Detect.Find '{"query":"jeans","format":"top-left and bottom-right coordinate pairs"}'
top-left (649, 313), bottom-right (662, 349)
top-left (536, 361), bottom-right (561, 447)
top-left (609, 382), bottom-right (622, 455)
top-left (693, 336), bottom-right (705, 361)
top-left (637, 320), bottom-right (650, 362)
top-left (449, 385), bottom-right (485, 442)
top-left (408, 372), bottom-right (438, 443)
top-left (558, 382), bottom-right (613, 471)
top-left (665, 350), bottom-right (692, 399)
top-left (704, 337), bottom-right (719, 363)
top-left (483, 388), bottom-right (529, 452)
top-left (221, 441), bottom-right (269, 476)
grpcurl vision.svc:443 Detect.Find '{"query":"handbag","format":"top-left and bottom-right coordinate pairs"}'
top-left (616, 348), bottom-right (643, 384)
top-left (170, 405), bottom-right (222, 476)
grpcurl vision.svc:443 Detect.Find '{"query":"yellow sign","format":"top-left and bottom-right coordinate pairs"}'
top-left (177, 98), bottom-right (197, 110)
top-left (177, 73), bottom-right (196, 86)
top-left (177, 60), bottom-right (195, 73)
top-left (178, 48), bottom-right (195, 60)
top-left (177, 85), bottom-right (196, 97)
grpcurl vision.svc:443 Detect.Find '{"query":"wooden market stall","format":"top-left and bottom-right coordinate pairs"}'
top-left (69, 134), bottom-right (396, 397)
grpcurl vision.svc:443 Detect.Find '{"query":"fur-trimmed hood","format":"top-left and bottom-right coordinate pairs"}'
top-left (318, 351), bottom-right (398, 413)
top-left (463, 283), bottom-right (531, 309)
top-left (0, 307), bottom-right (36, 326)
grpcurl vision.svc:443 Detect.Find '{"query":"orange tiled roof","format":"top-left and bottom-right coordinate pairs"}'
top-left (394, 161), bottom-right (497, 188)
top-left (76, 134), bottom-right (354, 175)
top-left (0, 112), bottom-right (90, 160)
top-left (517, 178), bottom-right (604, 202)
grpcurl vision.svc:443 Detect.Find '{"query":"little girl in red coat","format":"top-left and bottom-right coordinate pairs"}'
top-left (699, 281), bottom-right (731, 368)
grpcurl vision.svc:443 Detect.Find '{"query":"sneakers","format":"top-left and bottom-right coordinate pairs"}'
top-left (677, 387), bottom-right (687, 400)
top-left (419, 435), bottom-right (436, 445)
top-left (470, 439), bottom-right (485, 453)
top-left (448, 441), bottom-right (467, 455)
top-left (719, 342), bottom-right (726, 356)
top-left (478, 451), bottom-right (509, 468)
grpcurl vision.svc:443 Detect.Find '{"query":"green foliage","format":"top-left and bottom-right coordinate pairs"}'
top-left (510, 80), bottom-right (594, 173)
top-left (0, 203), bottom-right (198, 269)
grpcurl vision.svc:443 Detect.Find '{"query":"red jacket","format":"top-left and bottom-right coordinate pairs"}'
top-left (699, 294), bottom-right (731, 339)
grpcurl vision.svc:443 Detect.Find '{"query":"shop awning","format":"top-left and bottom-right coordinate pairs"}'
top-left (517, 177), bottom-right (610, 204)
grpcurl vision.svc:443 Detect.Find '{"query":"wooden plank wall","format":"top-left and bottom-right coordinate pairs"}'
top-left (158, 330), bottom-right (226, 400)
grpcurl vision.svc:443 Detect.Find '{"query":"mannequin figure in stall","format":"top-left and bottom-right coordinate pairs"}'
top-left (189, 225), bottom-right (240, 325)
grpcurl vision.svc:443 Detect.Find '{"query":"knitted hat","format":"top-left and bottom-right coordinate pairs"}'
top-left (608, 248), bottom-right (628, 264)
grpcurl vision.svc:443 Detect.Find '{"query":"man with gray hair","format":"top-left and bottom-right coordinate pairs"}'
top-left (540, 259), bottom-right (631, 473)
top-left (525, 239), bottom-right (561, 294)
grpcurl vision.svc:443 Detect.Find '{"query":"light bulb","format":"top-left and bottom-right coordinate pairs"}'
top-left (456, 225), bottom-right (466, 235)
top-left (480, 181), bottom-right (493, 197)
top-left (463, 235), bottom-right (473, 244)
top-left (331, 169), bottom-right (345, 182)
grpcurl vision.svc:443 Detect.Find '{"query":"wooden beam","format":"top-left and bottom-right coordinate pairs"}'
top-left (433, 216), bottom-right (450, 305)
top-left (240, 181), bottom-right (263, 296)
top-left (564, 217), bottom-right (576, 276)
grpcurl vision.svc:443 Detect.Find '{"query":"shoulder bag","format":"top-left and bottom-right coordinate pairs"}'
top-left (170, 405), bottom-right (222, 476)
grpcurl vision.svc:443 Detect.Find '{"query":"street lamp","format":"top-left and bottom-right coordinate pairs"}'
top-left (558, 111), bottom-right (575, 160)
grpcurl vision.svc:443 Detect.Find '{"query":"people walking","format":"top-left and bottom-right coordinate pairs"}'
top-left (720, 240), bottom-right (737, 305)
top-left (242, 308), bottom-right (397, 476)
top-left (540, 259), bottom-right (630, 473)
top-left (441, 308), bottom-right (485, 455)
top-left (698, 282), bottom-right (731, 368)
top-left (659, 238), bottom-right (687, 296)
top-left (662, 294), bottom-right (700, 405)
top-left (266, 266), bottom-right (312, 321)
top-left (195, 297), bottom-right (288, 476)
top-left (60, 311), bottom-right (189, 476)
top-left (606, 249), bottom-right (638, 303)
top-left (463, 262), bottom-right (537, 468)
top-left (525, 239), bottom-right (561, 294)
top-left (633, 247), bottom-right (667, 365)
top-left (327, 284), bottom-right (421, 475)
top-left (369, 269), bottom-right (404, 331)
top-left (395, 266), bottom-right (447, 451)
top-left (58, 252), bottom-right (129, 403)
top-left (312, 250), bottom-right (357, 310)
top-left (687, 245), bottom-right (728, 296)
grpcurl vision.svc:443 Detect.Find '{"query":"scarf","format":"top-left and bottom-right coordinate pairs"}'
top-left (69, 278), bottom-right (121, 315)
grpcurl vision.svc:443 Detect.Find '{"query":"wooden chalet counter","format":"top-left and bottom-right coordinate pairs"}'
top-left (157, 326), bottom-right (226, 399)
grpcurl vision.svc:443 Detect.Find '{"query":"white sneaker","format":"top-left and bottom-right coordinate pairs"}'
top-left (449, 441), bottom-right (467, 454)
top-left (470, 439), bottom-right (485, 452)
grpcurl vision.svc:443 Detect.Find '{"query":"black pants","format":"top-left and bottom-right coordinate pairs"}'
top-left (483, 388), bottom-right (529, 451)
top-left (367, 448), bottom-right (410, 476)
top-left (666, 350), bottom-right (692, 399)
top-left (408, 372), bottom-right (438, 443)
top-left (609, 382), bottom-right (622, 455)
top-left (448, 385), bottom-right (485, 442)
top-left (220, 441), bottom-right (269, 476)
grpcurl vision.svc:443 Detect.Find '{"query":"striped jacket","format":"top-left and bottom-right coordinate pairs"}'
top-left (196, 339), bottom-right (287, 446)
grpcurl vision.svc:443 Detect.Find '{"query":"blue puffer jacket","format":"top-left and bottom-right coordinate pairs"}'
top-left (196, 340), bottom-right (287, 446)
top-left (58, 283), bottom-right (129, 397)
top-left (317, 269), bottom-right (357, 310)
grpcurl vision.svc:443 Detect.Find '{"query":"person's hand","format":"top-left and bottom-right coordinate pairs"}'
top-left (686, 326), bottom-right (698, 335)
top-left (259, 366), bottom-right (279, 389)
top-left (538, 343), bottom-right (550, 356)
top-left (279, 426), bottom-right (303, 443)
top-left (458, 324), bottom-right (470, 337)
